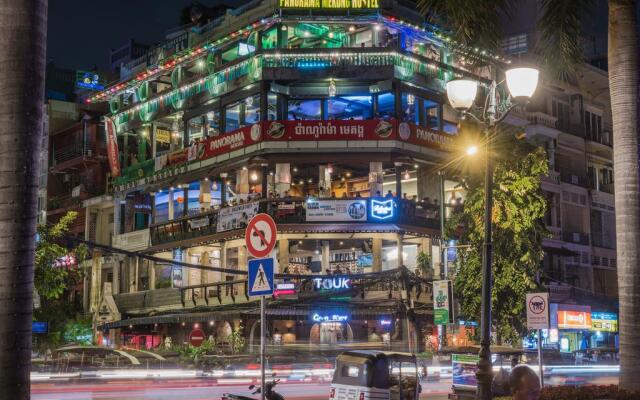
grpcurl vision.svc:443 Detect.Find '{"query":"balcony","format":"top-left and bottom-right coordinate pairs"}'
top-left (50, 142), bottom-right (106, 173)
top-left (562, 231), bottom-right (590, 246)
top-left (150, 198), bottom-right (440, 247)
top-left (541, 170), bottom-right (560, 186)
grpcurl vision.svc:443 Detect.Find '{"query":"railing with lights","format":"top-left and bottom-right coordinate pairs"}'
top-left (149, 198), bottom-right (439, 246)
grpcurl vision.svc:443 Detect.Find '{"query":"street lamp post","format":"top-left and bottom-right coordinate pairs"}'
top-left (446, 67), bottom-right (539, 400)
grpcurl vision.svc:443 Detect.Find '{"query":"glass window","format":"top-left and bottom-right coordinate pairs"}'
top-left (288, 99), bottom-right (321, 120)
top-left (225, 102), bottom-right (241, 132)
top-left (443, 121), bottom-right (458, 135)
top-left (288, 23), bottom-right (349, 49)
top-left (401, 93), bottom-right (419, 124)
top-left (268, 93), bottom-right (278, 120)
top-left (327, 95), bottom-right (372, 120)
top-left (188, 116), bottom-right (204, 144)
top-left (206, 110), bottom-right (220, 137)
top-left (244, 94), bottom-right (261, 125)
top-left (424, 99), bottom-right (440, 130)
top-left (377, 92), bottom-right (395, 119)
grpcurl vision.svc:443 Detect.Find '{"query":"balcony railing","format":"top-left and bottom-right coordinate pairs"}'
top-left (560, 172), bottom-right (588, 187)
top-left (150, 198), bottom-right (440, 247)
top-left (51, 142), bottom-right (105, 167)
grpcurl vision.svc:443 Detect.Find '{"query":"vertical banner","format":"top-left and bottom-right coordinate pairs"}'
top-left (105, 117), bottom-right (121, 177)
top-left (433, 280), bottom-right (452, 325)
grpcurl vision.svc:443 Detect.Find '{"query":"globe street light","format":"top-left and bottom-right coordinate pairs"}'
top-left (446, 66), bottom-right (539, 400)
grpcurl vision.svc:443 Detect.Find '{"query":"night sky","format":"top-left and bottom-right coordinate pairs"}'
top-left (47, 0), bottom-right (245, 71)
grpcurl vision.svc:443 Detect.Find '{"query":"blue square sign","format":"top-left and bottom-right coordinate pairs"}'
top-left (248, 258), bottom-right (274, 297)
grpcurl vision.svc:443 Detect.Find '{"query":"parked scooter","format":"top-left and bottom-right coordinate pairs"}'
top-left (221, 378), bottom-right (284, 400)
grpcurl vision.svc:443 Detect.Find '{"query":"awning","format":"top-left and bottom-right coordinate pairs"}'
top-left (99, 310), bottom-right (244, 330)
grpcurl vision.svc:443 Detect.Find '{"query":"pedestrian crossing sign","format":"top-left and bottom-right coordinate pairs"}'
top-left (248, 258), bottom-right (274, 297)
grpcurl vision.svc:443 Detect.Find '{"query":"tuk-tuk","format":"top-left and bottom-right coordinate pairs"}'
top-left (330, 351), bottom-right (421, 400)
top-left (442, 345), bottom-right (524, 400)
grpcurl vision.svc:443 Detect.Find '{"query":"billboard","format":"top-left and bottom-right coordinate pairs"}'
top-left (557, 310), bottom-right (592, 329)
top-left (305, 199), bottom-right (367, 222)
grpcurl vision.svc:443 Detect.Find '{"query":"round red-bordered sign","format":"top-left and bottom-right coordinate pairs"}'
top-left (245, 213), bottom-right (277, 258)
top-left (189, 328), bottom-right (206, 347)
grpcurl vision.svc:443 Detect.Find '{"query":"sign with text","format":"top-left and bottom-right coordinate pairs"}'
top-left (305, 199), bottom-right (367, 222)
top-left (369, 199), bottom-right (395, 221)
top-left (558, 310), bottom-right (591, 329)
top-left (591, 312), bottom-right (618, 332)
top-left (105, 117), bottom-right (121, 177)
top-left (279, 0), bottom-right (379, 9)
top-left (313, 276), bottom-right (351, 290)
top-left (398, 122), bottom-right (455, 151)
top-left (311, 311), bottom-right (349, 322)
top-left (264, 119), bottom-right (395, 141)
top-left (433, 280), bottom-right (451, 325)
top-left (526, 292), bottom-right (550, 330)
top-left (217, 202), bottom-right (260, 232)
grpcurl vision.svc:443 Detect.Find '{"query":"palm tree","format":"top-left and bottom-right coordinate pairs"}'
top-left (0, 0), bottom-right (48, 398)
top-left (418, 0), bottom-right (640, 391)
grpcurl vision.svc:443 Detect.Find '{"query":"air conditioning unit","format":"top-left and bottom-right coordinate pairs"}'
top-left (572, 232), bottom-right (580, 243)
top-left (571, 175), bottom-right (579, 185)
top-left (63, 174), bottom-right (70, 182)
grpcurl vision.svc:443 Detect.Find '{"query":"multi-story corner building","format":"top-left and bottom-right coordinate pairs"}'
top-left (84, 0), bottom-right (503, 351)
top-left (502, 0), bottom-right (618, 353)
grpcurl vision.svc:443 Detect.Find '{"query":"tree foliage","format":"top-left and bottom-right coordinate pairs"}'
top-left (446, 137), bottom-right (549, 345)
top-left (34, 211), bottom-right (88, 300)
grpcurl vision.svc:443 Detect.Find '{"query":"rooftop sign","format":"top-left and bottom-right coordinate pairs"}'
top-left (279, 0), bottom-right (378, 9)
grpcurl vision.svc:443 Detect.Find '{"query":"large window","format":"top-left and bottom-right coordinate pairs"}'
top-left (225, 102), bottom-right (241, 133)
top-left (206, 110), bottom-right (220, 136)
top-left (552, 99), bottom-right (570, 132)
top-left (424, 99), bottom-right (440, 130)
top-left (268, 93), bottom-right (278, 120)
top-left (327, 95), bottom-right (372, 120)
top-left (245, 94), bottom-right (261, 125)
top-left (288, 99), bottom-right (321, 120)
top-left (377, 92), bottom-right (395, 119)
top-left (188, 116), bottom-right (204, 144)
top-left (401, 93), bottom-right (419, 124)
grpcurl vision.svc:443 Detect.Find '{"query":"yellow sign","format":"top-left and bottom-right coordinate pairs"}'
top-left (279, 0), bottom-right (378, 9)
top-left (156, 128), bottom-right (171, 144)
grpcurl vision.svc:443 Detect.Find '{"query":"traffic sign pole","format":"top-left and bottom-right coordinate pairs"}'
top-left (537, 328), bottom-right (544, 387)
top-left (260, 295), bottom-right (265, 400)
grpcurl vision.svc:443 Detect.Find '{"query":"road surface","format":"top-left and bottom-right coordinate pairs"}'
top-left (32, 380), bottom-right (452, 400)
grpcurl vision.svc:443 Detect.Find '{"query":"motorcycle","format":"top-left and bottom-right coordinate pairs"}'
top-left (221, 378), bottom-right (284, 400)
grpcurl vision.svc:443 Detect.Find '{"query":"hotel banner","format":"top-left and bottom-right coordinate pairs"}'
top-left (191, 123), bottom-right (262, 162)
top-left (264, 119), bottom-right (396, 141)
top-left (305, 199), bottom-right (367, 222)
top-left (397, 122), bottom-right (455, 151)
top-left (104, 117), bottom-right (121, 177)
top-left (216, 202), bottom-right (260, 232)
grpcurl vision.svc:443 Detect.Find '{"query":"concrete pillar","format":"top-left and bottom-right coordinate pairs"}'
top-left (372, 237), bottom-right (382, 272)
top-left (213, 245), bottom-right (223, 283)
top-left (113, 261), bottom-right (121, 295)
top-left (275, 163), bottom-right (291, 196)
top-left (113, 196), bottom-right (123, 235)
top-left (321, 241), bottom-right (331, 272)
top-left (261, 165), bottom-right (269, 197)
top-left (237, 245), bottom-right (248, 296)
top-left (220, 241), bottom-right (227, 269)
top-left (236, 169), bottom-right (250, 199)
top-left (201, 251), bottom-right (210, 285)
top-left (547, 139), bottom-right (556, 171)
top-left (129, 257), bottom-right (138, 293)
top-left (396, 233), bottom-right (404, 268)
top-left (82, 272), bottom-right (90, 313)
top-left (369, 162), bottom-right (384, 197)
top-left (200, 179), bottom-right (211, 211)
top-left (90, 253), bottom-right (102, 312)
top-left (219, 177), bottom-right (227, 206)
top-left (149, 261), bottom-right (156, 290)
top-left (319, 165), bottom-right (332, 197)
top-left (394, 162), bottom-right (403, 199)
top-left (278, 238), bottom-right (289, 273)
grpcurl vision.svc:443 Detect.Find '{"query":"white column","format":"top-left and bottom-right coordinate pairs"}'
top-left (278, 239), bottom-right (289, 273)
top-left (149, 261), bottom-right (156, 290)
top-left (112, 260), bottom-right (120, 295)
top-left (168, 188), bottom-right (175, 220)
top-left (236, 169), bottom-right (250, 200)
top-left (369, 162), bottom-right (384, 197)
top-left (321, 241), bottom-right (331, 272)
top-left (200, 179), bottom-right (211, 211)
top-left (319, 165), bottom-right (332, 197)
top-left (90, 254), bottom-right (102, 312)
top-left (372, 237), bottom-right (382, 272)
top-left (275, 163), bottom-right (291, 196)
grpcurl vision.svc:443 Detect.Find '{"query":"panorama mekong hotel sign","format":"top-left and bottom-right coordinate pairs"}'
top-left (280, 0), bottom-right (379, 8)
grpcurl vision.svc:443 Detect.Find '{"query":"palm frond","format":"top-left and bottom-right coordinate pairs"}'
top-left (536, 0), bottom-right (592, 81)
top-left (417, 0), bottom-right (515, 55)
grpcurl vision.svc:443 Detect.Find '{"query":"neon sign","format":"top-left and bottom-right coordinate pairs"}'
top-left (313, 277), bottom-right (351, 290)
top-left (380, 319), bottom-right (392, 326)
top-left (274, 283), bottom-right (297, 297)
top-left (370, 199), bottom-right (394, 220)
top-left (312, 312), bottom-right (349, 322)
top-left (279, 0), bottom-right (378, 9)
